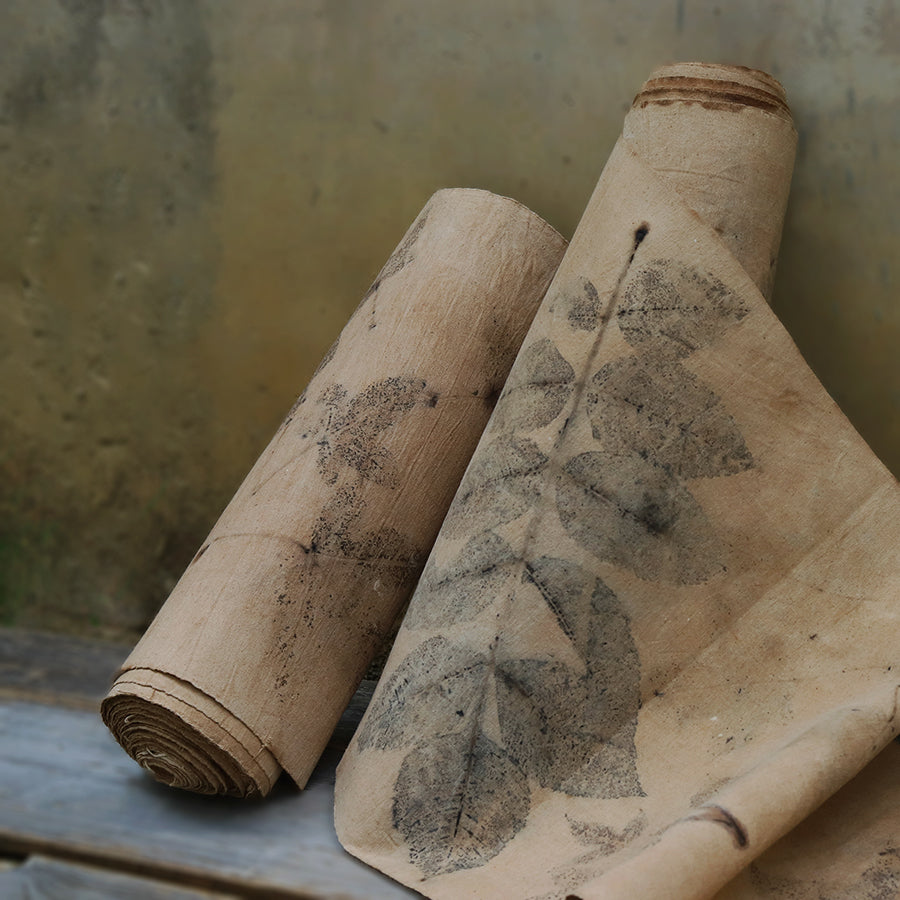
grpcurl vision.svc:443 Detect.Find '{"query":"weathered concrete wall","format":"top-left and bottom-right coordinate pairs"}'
top-left (1, 0), bottom-right (897, 638)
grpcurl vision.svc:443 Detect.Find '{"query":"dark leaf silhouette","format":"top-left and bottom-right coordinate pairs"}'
top-left (521, 556), bottom-right (596, 660)
top-left (557, 450), bottom-right (721, 583)
top-left (519, 566), bottom-right (643, 755)
top-left (549, 813), bottom-right (648, 894)
top-left (492, 338), bottom-right (575, 432)
top-left (495, 657), bottom-right (643, 799)
top-left (393, 729), bottom-right (530, 876)
top-left (568, 811), bottom-right (648, 849)
top-left (495, 658), bottom-right (589, 783)
top-left (562, 278), bottom-right (606, 332)
top-left (441, 436), bottom-right (549, 537)
top-left (369, 503), bottom-right (648, 875)
top-left (355, 637), bottom-right (488, 752)
top-left (307, 485), bottom-right (423, 594)
top-left (588, 355), bottom-right (754, 478)
top-left (617, 259), bottom-right (749, 359)
top-left (579, 578), bottom-right (642, 733)
top-left (555, 729), bottom-right (645, 799)
top-left (316, 376), bottom-right (437, 486)
top-left (404, 531), bottom-right (518, 629)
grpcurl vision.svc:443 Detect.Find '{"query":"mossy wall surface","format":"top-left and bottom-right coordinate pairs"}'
top-left (1, 1), bottom-right (897, 639)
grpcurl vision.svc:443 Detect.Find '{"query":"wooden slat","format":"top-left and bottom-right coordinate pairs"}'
top-left (0, 699), bottom-right (418, 898)
top-left (0, 626), bottom-right (375, 747)
top-left (0, 629), bottom-right (417, 899)
top-left (0, 855), bottom-right (240, 899)
top-left (0, 628), bottom-right (129, 709)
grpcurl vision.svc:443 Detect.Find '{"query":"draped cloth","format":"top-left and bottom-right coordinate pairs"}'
top-left (334, 64), bottom-right (900, 900)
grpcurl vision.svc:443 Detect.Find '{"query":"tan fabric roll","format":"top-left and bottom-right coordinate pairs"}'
top-left (335, 65), bottom-right (899, 899)
top-left (102, 188), bottom-right (567, 797)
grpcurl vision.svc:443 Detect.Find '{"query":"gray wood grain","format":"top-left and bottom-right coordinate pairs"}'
top-left (0, 625), bottom-right (417, 900)
top-left (0, 628), bottom-right (129, 709)
top-left (0, 700), bottom-right (418, 898)
top-left (0, 855), bottom-right (240, 899)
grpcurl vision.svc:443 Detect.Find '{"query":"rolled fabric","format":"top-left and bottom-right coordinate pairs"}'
top-left (102, 188), bottom-right (567, 797)
top-left (335, 65), bottom-right (900, 899)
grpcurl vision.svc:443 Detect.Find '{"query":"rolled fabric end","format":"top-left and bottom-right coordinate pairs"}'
top-left (624, 62), bottom-right (796, 301)
top-left (100, 187), bottom-right (567, 796)
top-left (102, 670), bottom-right (281, 798)
top-left (634, 61), bottom-right (791, 121)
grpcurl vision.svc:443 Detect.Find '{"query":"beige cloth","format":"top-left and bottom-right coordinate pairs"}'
top-left (102, 188), bottom-right (566, 797)
top-left (714, 739), bottom-right (900, 898)
top-left (334, 65), bottom-right (900, 899)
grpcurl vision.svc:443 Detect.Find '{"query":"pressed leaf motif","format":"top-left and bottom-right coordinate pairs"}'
top-left (360, 257), bottom-right (757, 880)
top-left (521, 556), bottom-right (596, 656)
top-left (355, 637), bottom-right (489, 752)
top-left (316, 376), bottom-right (438, 487)
top-left (617, 259), bottom-right (749, 359)
top-left (441, 436), bottom-right (549, 537)
top-left (588, 355), bottom-right (754, 478)
top-left (562, 278), bottom-right (606, 332)
top-left (393, 729), bottom-right (530, 876)
top-left (492, 338), bottom-right (576, 432)
top-left (557, 450), bottom-right (722, 583)
top-left (404, 531), bottom-right (518, 629)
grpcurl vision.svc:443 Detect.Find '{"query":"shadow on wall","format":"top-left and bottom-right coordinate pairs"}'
top-left (0, 0), bottom-right (897, 638)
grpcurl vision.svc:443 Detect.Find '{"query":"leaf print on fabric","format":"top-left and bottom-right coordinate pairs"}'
top-left (305, 481), bottom-right (423, 596)
top-left (557, 450), bottom-right (722, 584)
top-left (441, 436), bottom-right (549, 538)
top-left (492, 338), bottom-right (575, 432)
top-left (521, 557), bottom-right (597, 661)
top-left (356, 244), bottom-right (763, 878)
top-left (392, 730), bottom-right (530, 876)
top-left (568, 811), bottom-right (648, 850)
top-left (563, 278), bottom-right (607, 332)
top-left (549, 813), bottom-right (648, 894)
top-left (556, 728), bottom-right (645, 799)
top-left (374, 604), bottom-right (643, 876)
top-left (355, 637), bottom-right (489, 752)
top-left (617, 259), bottom-right (749, 359)
top-left (495, 656), bottom-right (643, 799)
top-left (581, 578), bottom-right (642, 733)
top-left (494, 658), bottom-right (589, 787)
top-left (316, 376), bottom-right (438, 487)
top-left (404, 531), bottom-right (518, 630)
top-left (588, 355), bottom-right (754, 478)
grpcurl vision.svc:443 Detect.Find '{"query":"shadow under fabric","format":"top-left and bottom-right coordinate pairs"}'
top-left (101, 189), bottom-right (566, 797)
top-left (334, 65), bottom-right (900, 899)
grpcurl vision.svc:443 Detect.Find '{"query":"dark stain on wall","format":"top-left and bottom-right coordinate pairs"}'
top-left (3, 0), bottom-right (104, 126)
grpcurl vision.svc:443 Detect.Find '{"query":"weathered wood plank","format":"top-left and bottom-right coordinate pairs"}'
top-left (0, 699), bottom-right (418, 898)
top-left (0, 626), bottom-right (374, 746)
top-left (0, 855), bottom-right (240, 899)
top-left (0, 628), bottom-right (128, 709)
top-left (0, 627), bottom-right (416, 899)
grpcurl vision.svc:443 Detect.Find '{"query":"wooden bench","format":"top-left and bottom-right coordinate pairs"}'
top-left (0, 628), bottom-right (418, 899)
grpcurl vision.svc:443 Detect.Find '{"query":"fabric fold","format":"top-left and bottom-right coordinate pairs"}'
top-left (334, 63), bottom-right (899, 900)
